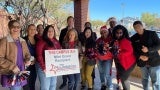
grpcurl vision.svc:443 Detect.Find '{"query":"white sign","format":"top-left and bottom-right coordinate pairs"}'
top-left (45, 49), bottom-right (80, 77)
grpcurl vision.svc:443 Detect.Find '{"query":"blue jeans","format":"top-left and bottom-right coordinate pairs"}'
top-left (36, 63), bottom-right (57, 90)
top-left (98, 60), bottom-right (113, 88)
top-left (140, 65), bottom-right (160, 90)
top-left (10, 86), bottom-right (21, 90)
top-left (68, 73), bottom-right (80, 90)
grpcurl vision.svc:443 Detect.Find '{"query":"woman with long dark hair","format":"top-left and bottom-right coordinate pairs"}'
top-left (111, 25), bottom-right (136, 90)
top-left (80, 27), bottom-right (97, 90)
top-left (36, 25), bottom-right (61, 90)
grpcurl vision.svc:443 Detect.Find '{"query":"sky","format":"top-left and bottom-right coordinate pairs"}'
top-left (89, 0), bottom-right (160, 21)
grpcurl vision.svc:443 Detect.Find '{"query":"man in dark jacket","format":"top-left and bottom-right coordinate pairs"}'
top-left (59, 16), bottom-right (74, 89)
top-left (131, 21), bottom-right (160, 90)
top-left (59, 16), bottom-right (74, 45)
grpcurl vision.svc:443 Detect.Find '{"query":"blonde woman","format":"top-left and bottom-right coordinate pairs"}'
top-left (62, 29), bottom-right (83, 90)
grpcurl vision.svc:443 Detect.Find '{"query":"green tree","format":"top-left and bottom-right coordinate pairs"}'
top-left (0, 0), bottom-right (46, 36)
top-left (154, 18), bottom-right (160, 29)
top-left (0, 0), bottom-right (73, 36)
top-left (45, 0), bottom-right (73, 34)
top-left (90, 20), bottom-right (105, 30)
top-left (141, 12), bottom-right (158, 27)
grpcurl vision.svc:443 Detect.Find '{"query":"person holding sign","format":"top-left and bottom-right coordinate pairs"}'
top-left (36, 25), bottom-right (61, 90)
top-left (62, 28), bottom-right (83, 90)
top-left (80, 27), bottom-right (97, 90)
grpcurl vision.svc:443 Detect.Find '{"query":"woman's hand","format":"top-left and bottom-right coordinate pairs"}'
top-left (43, 69), bottom-right (46, 73)
top-left (25, 60), bottom-right (31, 67)
top-left (30, 56), bottom-right (35, 65)
top-left (12, 66), bottom-right (20, 74)
top-left (30, 59), bottom-right (36, 65)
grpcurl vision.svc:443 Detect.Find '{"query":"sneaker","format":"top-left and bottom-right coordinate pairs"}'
top-left (101, 85), bottom-right (106, 90)
top-left (59, 83), bottom-right (66, 89)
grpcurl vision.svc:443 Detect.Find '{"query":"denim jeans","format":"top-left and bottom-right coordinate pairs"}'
top-left (36, 63), bottom-right (57, 90)
top-left (140, 65), bottom-right (160, 90)
top-left (10, 86), bottom-right (21, 90)
top-left (68, 73), bottom-right (80, 90)
top-left (98, 60), bottom-right (113, 89)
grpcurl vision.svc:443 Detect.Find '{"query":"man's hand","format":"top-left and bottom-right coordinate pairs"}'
top-left (141, 45), bottom-right (149, 53)
top-left (139, 55), bottom-right (149, 61)
top-left (158, 50), bottom-right (160, 55)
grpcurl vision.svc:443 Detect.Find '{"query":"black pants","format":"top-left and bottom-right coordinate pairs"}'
top-left (91, 66), bottom-right (95, 83)
top-left (62, 75), bottom-right (68, 84)
top-left (23, 65), bottom-right (37, 90)
top-left (115, 63), bottom-right (135, 90)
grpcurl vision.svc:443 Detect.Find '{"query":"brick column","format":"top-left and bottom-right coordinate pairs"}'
top-left (74, 0), bottom-right (89, 32)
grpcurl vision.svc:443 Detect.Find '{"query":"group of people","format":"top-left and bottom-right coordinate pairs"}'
top-left (0, 15), bottom-right (160, 90)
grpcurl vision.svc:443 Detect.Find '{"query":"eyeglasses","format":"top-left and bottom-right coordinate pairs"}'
top-left (12, 25), bottom-right (20, 29)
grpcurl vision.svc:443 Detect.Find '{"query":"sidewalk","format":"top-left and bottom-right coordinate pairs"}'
top-left (0, 66), bottom-right (150, 90)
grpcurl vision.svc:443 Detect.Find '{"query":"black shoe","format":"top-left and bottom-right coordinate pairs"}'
top-left (59, 83), bottom-right (66, 89)
top-left (88, 88), bottom-right (93, 90)
top-left (81, 85), bottom-right (86, 90)
top-left (101, 85), bottom-right (106, 90)
top-left (92, 79), bottom-right (94, 85)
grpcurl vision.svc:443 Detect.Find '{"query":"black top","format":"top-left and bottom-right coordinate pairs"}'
top-left (131, 30), bottom-right (160, 67)
top-left (59, 27), bottom-right (68, 45)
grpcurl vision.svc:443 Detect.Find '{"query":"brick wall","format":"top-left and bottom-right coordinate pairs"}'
top-left (74, 0), bottom-right (89, 32)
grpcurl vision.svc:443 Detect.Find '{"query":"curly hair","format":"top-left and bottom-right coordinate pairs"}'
top-left (112, 25), bottom-right (130, 40)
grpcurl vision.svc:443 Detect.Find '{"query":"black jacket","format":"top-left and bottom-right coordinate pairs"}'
top-left (131, 30), bottom-right (160, 67)
top-left (59, 27), bottom-right (68, 45)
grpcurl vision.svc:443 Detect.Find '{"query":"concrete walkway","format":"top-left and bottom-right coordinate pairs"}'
top-left (0, 65), bottom-right (151, 90)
